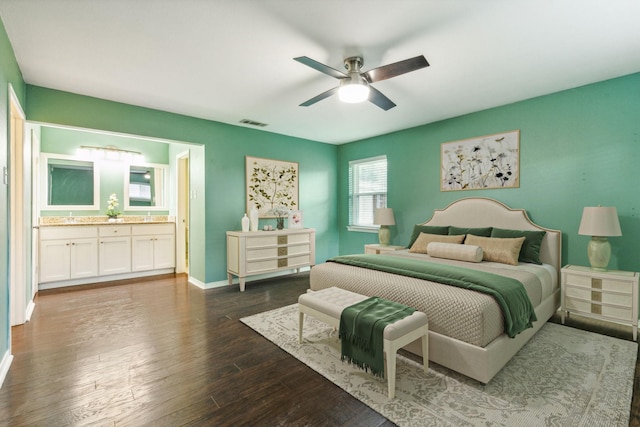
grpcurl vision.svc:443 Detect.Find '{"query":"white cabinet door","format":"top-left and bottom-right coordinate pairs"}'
top-left (40, 240), bottom-right (71, 282)
top-left (131, 235), bottom-right (155, 272)
top-left (153, 234), bottom-right (176, 269)
top-left (99, 236), bottom-right (132, 275)
top-left (70, 238), bottom-right (99, 279)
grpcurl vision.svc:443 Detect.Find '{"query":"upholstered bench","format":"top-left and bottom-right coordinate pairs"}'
top-left (298, 286), bottom-right (429, 398)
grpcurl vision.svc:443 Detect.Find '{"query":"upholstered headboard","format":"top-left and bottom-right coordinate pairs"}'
top-left (422, 198), bottom-right (562, 276)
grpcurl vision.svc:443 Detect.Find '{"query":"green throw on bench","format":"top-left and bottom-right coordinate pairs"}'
top-left (339, 297), bottom-right (415, 378)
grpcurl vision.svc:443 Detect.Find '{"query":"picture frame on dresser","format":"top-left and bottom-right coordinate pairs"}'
top-left (288, 210), bottom-right (303, 228)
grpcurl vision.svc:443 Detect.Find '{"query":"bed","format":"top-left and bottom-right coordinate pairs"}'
top-left (309, 197), bottom-right (562, 383)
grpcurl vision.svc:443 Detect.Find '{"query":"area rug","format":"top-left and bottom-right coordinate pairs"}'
top-left (240, 304), bottom-right (637, 427)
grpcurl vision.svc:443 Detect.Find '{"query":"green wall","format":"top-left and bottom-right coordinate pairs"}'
top-left (39, 126), bottom-right (170, 216)
top-left (337, 73), bottom-right (640, 273)
top-left (0, 16), bottom-right (26, 372)
top-left (25, 86), bottom-right (340, 285)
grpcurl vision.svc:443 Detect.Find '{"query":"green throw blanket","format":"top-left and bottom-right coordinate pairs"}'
top-left (339, 297), bottom-right (415, 378)
top-left (329, 254), bottom-right (537, 338)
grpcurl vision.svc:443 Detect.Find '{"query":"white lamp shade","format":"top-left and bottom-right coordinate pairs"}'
top-left (578, 206), bottom-right (622, 237)
top-left (374, 208), bottom-right (395, 226)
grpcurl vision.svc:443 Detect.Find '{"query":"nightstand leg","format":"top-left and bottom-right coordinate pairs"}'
top-left (634, 325), bottom-right (637, 341)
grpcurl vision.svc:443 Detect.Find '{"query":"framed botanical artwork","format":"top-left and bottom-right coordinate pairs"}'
top-left (246, 156), bottom-right (299, 217)
top-left (441, 130), bottom-right (520, 191)
top-left (288, 210), bottom-right (303, 228)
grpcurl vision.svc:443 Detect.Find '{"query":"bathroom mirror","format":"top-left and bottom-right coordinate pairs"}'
top-left (40, 153), bottom-right (100, 210)
top-left (124, 163), bottom-right (168, 210)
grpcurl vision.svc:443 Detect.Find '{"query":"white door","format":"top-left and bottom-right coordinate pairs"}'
top-left (131, 235), bottom-right (155, 272)
top-left (30, 126), bottom-right (40, 301)
top-left (9, 86), bottom-right (27, 325)
top-left (39, 240), bottom-right (71, 283)
top-left (99, 237), bottom-right (131, 275)
top-left (70, 238), bottom-right (98, 279)
top-left (154, 234), bottom-right (176, 269)
top-left (176, 152), bottom-right (190, 274)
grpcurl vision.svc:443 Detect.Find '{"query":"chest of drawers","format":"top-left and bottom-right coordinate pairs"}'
top-left (226, 228), bottom-right (315, 291)
top-left (561, 265), bottom-right (639, 340)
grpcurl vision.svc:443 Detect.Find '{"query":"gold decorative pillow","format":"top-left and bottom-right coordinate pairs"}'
top-left (464, 234), bottom-right (526, 265)
top-left (409, 233), bottom-right (465, 254)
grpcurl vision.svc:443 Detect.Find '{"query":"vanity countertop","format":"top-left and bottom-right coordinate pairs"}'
top-left (39, 215), bottom-right (174, 227)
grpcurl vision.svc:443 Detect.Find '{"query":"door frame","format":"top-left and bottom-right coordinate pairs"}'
top-left (8, 84), bottom-right (29, 326)
top-left (175, 150), bottom-right (190, 274)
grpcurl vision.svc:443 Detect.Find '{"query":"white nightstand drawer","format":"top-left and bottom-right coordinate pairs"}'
top-left (565, 273), bottom-right (632, 294)
top-left (565, 298), bottom-right (632, 322)
top-left (565, 286), bottom-right (632, 306)
top-left (561, 265), bottom-right (639, 340)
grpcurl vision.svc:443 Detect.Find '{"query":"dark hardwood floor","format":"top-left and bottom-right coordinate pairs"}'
top-left (0, 273), bottom-right (638, 426)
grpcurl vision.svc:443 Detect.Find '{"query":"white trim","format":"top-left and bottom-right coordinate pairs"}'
top-left (25, 300), bottom-right (35, 322)
top-left (0, 350), bottom-right (14, 389)
top-left (38, 269), bottom-right (175, 290)
top-left (187, 275), bottom-right (205, 289)
top-left (346, 225), bottom-right (378, 233)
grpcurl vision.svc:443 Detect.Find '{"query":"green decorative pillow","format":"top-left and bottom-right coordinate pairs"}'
top-left (449, 226), bottom-right (492, 237)
top-left (491, 228), bottom-right (546, 265)
top-left (407, 225), bottom-right (449, 248)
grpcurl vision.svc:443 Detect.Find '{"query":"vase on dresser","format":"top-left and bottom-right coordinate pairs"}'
top-left (249, 206), bottom-right (259, 231)
top-left (241, 213), bottom-right (250, 232)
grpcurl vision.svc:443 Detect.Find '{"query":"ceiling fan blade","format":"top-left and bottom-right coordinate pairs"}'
top-left (363, 55), bottom-right (429, 83)
top-left (368, 86), bottom-right (396, 110)
top-left (294, 56), bottom-right (348, 79)
top-left (299, 86), bottom-right (339, 107)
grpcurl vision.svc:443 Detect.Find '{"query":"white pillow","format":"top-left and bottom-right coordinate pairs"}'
top-left (427, 242), bottom-right (483, 263)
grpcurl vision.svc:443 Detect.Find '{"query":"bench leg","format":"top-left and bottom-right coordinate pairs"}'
top-left (386, 349), bottom-right (396, 399)
top-left (421, 332), bottom-right (429, 372)
top-left (298, 311), bottom-right (304, 344)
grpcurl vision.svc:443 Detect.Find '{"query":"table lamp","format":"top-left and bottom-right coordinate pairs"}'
top-left (578, 206), bottom-right (622, 271)
top-left (374, 208), bottom-right (395, 246)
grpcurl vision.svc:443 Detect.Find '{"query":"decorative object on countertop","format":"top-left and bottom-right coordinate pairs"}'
top-left (374, 207), bottom-right (395, 246)
top-left (106, 193), bottom-right (121, 221)
top-left (270, 205), bottom-right (290, 230)
top-left (246, 156), bottom-right (298, 218)
top-left (578, 206), bottom-right (622, 271)
top-left (241, 213), bottom-right (250, 232)
top-left (288, 210), bottom-right (303, 229)
top-left (249, 205), bottom-right (259, 231)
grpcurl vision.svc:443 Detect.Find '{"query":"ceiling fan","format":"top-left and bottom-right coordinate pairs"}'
top-left (294, 55), bottom-right (429, 110)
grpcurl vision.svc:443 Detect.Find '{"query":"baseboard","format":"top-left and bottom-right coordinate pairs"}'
top-left (203, 267), bottom-right (311, 290)
top-left (38, 269), bottom-right (176, 290)
top-left (0, 350), bottom-right (14, 389)
top-left (187, 276), bottom-right (206, 289)
top-left (25, 299), bottom-right (36, 322)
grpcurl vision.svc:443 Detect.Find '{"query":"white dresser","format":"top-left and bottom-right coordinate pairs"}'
top-left (226, 228), bottom-right (315, 291)
top-left (561, 265), bottom-right (639, 340)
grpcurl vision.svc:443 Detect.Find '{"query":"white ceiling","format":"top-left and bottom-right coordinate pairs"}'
top-left (1, 1), bottom-right (639, 144)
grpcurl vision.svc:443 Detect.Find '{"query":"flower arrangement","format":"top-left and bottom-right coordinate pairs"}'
top-left (106, 193), bottom-right (121, 218)
top-left (269, 205), bottom-right (290, 230)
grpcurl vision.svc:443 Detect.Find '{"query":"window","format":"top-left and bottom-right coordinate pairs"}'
top-left (348, 155), bottom-right (387, 229)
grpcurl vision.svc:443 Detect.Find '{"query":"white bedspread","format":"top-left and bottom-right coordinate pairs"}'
top-left (309, 251), bottom-right (557, 347)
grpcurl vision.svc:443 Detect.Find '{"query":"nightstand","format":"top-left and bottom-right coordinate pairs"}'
top-left (561, 265), bottom-right (639, 341)
top-left (364, 244), bottom-right (406, 255)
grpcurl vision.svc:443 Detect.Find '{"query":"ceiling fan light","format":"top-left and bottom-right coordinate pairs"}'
top-left (338, 82), bottom-right (370, 103)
